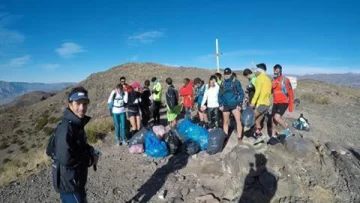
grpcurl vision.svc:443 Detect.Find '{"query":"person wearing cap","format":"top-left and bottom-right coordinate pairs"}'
top-left (218, 67), bottom-right (244, 144)
top-left (250, 63), bottom-right (272, 143)
top-left (271, 64), bottom-right (294, 137)
top-left (51, 86), bottom-right (99, 203)
top-left (127, 82), bottom-right (142, 133)
top-left (151, 77), bottom-right (163, 125)
top-left (194, 77), bottom-right (208, 127)
top-left (108, 84), bottom-right (128, 146)
top-left (180, 78), bottom-right (194, 120)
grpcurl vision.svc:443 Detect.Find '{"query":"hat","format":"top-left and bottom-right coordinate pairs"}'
top-left (224, 67), bottom-right (232, 75)
top-left (68, 91), bottom-right (89, 102)
top-left (131, 81), bottom-right (141, 89)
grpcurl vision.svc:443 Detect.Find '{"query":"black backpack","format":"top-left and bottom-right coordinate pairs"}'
top-left (46, 120), bottom-right (64, 159)
top-left (166, 86), bottom-right (178, 110)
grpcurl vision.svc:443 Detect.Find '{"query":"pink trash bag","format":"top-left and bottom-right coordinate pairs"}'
top-left (152, 125), bottom-right (166, 139)
top-left (129, 144), bottom-right (144, 154)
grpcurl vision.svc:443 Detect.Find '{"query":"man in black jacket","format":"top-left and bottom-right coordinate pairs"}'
top-left (52, 86), bottom-right (98, 203)
top-left (165, 77), bottom-right (181, 127)
top-left (140, 80), bottom-right (152, 127)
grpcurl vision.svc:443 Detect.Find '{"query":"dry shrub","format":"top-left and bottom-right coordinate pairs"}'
top-left (85, 117), bottom-right (114, 143)
top-left (0, 150), bottom-right (50, 186)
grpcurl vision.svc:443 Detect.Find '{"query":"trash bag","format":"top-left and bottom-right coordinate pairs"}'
top-left (152, 125), bottom-right (166, 139)
top-left (177, 119), bottom-right (209, 150)
top-left (129, 144), bottom-right (144, 154)
top-left (164, 131), bottom-right (181, 154)
top-left (144, 131), bottom-right (169, 158)
top-left (181, 141), bottom-right (200, 155)
top-left (206, 128), bottom-right (226, 155)
top-left (292, 113), bottom-right (310, 131)
top-left (128, 127), bottom-right (148, 147)
top-left (170, 128), bottom-right (187, 143)
top-left (241, 107), bottom-right (255, 128)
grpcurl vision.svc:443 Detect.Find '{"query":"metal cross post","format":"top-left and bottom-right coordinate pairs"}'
top-left (215, 39), bottom-right (222, 73)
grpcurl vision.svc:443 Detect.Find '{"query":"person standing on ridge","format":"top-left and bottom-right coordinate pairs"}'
top-left (127, 82), bottom-right (142, 133)
top-left (218, 68), bottom-right (244, 144)
top-left (179, 78), bottom-right (194, 120)
top-left (243, 68), bottom-right (257, 104)
top-left (50, 86), bottom-right (99, 203)
top-left (250, 63), bottom-right (272, 143)
top-left (194, 77), bottom-right (208, 127)
top-left (201, 75), bottom-right (220, 129)
top-left (151, 77), bottom-right (163, 125)
top-left (108, 84), bottom-right (128, 146)
top-left (165, 77), bottom-right (182, 127)
top-left (140, 80), bottom-right (152, 127)
top-left (271, 64), bottom-right (294, 137)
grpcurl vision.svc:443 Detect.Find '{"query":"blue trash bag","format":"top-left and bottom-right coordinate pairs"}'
top-left (241, 107), bottom-right (255, 128)
top-left (144, 131), bottom-right (169, 158)
top-left (177, 118), bottom-right (209, 150)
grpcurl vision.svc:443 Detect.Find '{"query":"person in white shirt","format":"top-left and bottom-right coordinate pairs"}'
top-left (201, 75), bottom-right (220, 129)
top-left (108, 84), bottom-right (128, 146)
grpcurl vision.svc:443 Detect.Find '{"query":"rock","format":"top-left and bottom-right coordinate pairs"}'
top-left (195, 194), bottom-right (220, 203)
top-left (284, 136), bottom-right (317, 158)
top-left (222, 145), bottom-right (256, 176)
top-left (168, 197), bottom-right (184, 203)
top-left (192, 154), bottom-right (197, 159)
top-left (181, 188), bottom-right (190, 197)
top-left (158, 190), bottom-right (167, 200)
top-left (324, 142), bottom-right (347, 155)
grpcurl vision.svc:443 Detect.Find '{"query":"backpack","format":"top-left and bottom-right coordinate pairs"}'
top-left (166, 86), bottom-right (178, 110)
top-left (281, 77), bottom-right (292, 97)
top-left (111, 91), bottom-right (126, 107)
top-left (220, 78), bottom-right (239, 95)
top-left (46, 120), bottom-right (64, 160)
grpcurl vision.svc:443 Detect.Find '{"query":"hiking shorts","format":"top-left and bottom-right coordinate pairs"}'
top-left (272, 103), bottom-right (288, 116)
top-left (222, 106), bottom-right (237, 113)
top-left (128, 110), bottom-right (140, 117)
top-left (256, 105), bottom-right (270, 114)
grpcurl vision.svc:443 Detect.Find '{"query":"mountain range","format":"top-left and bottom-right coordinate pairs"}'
top-left (0, 81), bottom-right (76, 105)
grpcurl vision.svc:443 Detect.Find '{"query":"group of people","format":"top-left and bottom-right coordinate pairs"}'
top-left (49, 63), bottom-right (294, 202)
top-left (108, 63), bottom-right (294, 146)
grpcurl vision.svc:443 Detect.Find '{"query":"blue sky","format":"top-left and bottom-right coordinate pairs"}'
top-left (0, 0), bottom-right (359, 83)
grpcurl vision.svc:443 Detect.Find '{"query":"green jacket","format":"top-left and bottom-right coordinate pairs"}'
top-left (250, 74), bottom-right (256, 86)
top-left (152, 81), bottom-right (163, 102)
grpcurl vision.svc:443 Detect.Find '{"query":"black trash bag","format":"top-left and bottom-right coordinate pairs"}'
top-left (206, 128), bottom-right (226, 155)
top-left (128, 127), bottom-right (148, 147)
top-left (181, 141), bottom-right (200, 155)
top-left (241, 107), bottom-right (255, 128)
top-left (170, 128), bottom-right (187, 144)
top-left (164, 131), bottom-right (181, 154)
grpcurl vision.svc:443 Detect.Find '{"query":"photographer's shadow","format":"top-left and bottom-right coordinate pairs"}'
top-left (126, 153), bottom-right (189, 203)
top-left (238, 153), bottom-right (277, 203)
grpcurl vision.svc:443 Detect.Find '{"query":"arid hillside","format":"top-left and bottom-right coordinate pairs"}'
top-left (0, 63), bottom-right (359, 203)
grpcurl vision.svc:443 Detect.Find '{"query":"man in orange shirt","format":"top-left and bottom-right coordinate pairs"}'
top-left (271, 64), bottom-right (294, 137)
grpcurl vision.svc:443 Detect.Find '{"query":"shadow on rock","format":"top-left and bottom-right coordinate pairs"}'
top-left (238, 153), bottom-right (277, 203)
top-left (126, 153), bottom-right (190, 203)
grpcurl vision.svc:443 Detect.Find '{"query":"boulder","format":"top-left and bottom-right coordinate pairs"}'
top-left (222, 145), bottom-right (256, 176)
top-left (284, 136), bottom-right (317, 158)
